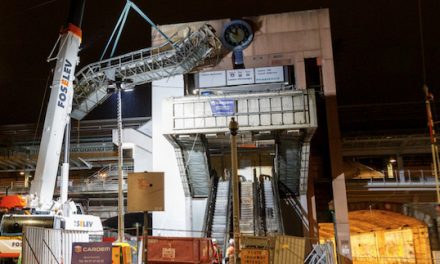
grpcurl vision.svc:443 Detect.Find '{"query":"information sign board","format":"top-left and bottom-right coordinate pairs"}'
top-left (241, 249), bottom-right (269, 264)
top-left (209, 99), bottom-right (235, 116)
top-left (199, 70), bottom-right (227, 87)
top-left (255, 66), bottom-right (284, 83)
top-left (226, 69), bottom-right (254, 85)
top-left (71, 242), bottom-right (112, 264)
top-left (128, 172), bottom-right (164, 212)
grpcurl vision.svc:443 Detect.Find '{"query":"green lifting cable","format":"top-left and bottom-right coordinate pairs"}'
top-left (100, 0), bottom-right (176, 60)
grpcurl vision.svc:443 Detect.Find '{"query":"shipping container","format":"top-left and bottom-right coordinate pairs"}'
top-left (147, 236), bottom-right (215, 263)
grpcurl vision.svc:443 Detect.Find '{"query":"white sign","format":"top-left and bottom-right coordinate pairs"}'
top-left (199, 70), bottom-right (226, 88)
top-left (255, 66), bottom-right (284, 83)
top-left (226, 69), bottom-right (255, 86)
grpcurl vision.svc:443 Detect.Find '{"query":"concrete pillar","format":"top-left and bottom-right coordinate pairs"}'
top-left (152, 76), bottom-right (189, 236)
top-left (295, 52), bottom-right (307, 90)
top-left (319, 9), bottom-right (352, 263)
top-left (324, 85), bottom-right (352, 263)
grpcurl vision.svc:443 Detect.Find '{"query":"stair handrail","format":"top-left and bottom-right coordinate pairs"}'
top-left (279, 181), bottom-right (314, 234)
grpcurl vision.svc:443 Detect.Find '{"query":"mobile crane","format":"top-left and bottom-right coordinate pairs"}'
top-left (0, 0), bottom-right (223, 261)
top-left (0, 0), bottom-right (102, 260)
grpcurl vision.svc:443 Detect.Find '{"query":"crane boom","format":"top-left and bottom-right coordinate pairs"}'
top-left (30, 1), bottom-right (84, 209)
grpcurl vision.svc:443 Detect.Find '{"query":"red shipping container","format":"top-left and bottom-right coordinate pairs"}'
top-left (147, 236), bottom-right (215, 263)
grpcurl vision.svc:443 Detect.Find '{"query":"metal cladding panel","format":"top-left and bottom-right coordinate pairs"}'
top-left (194, 102), bottom-right (205, 117)
top-left (261, 113), bottom-right (271, 126)
top-left (23, 227), bottom-right (62, 264)
top-left (260, 98), bottom-right (271, 112)
top-left (271, 97), bottom-right (283, 126)
top-left (273, 235), bottom-right (305, 264)
top-left (271, 97), bottom-right (282, 111)
top-left (237, 115), bottom-right (248, 126)
top-left (293, 95), bottom-right (306, 124)
top-left (205, 116), bottom-right (216, 127)
top-left (22, 226), bottom-right (89, 264)
top-left (175, 103), bottom-right (185, 117)
top-left (282, 112), bottom-right (294, 125)
top-left (62, 230), bottom-right (90, 264)
top-left (216, 116), bottom-right (228, 127)
top-left (175, 119), bottom-right (184, 130)
top-left (272, 113), bottom-right (283, 125)
top-left (282, 96), bottom-right (294, 110)
top-left (164, 90), bottom-right (317, 135)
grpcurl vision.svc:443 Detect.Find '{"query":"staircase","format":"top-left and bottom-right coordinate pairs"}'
top-left (278, 136), bottom-right (302, 194)
top-left (176, 136), bottom-right (211, 197)
top-left (210, 180), bottom-right (230, 252)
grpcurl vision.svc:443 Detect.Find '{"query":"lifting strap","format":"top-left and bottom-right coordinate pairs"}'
top-left (100, 0), bottom-right (176, 60)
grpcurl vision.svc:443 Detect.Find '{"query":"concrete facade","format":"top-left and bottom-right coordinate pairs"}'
top-left (152, 76), bottom-right (191, 236)
top-left (151, 9), bottom-right (352, 260)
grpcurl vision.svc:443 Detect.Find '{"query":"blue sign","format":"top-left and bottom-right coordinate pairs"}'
top-left (210, 99), bottom-right (235, 116)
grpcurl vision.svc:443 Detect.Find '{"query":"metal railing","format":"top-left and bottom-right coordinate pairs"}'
top-left (69, 163), bottom-right (134, 193)
top-left (0, 181), bottom-right (29, 194)
top-left (366, 170), bottom-right (436, 185)
top-left (72, 24), bottom-right (221, 120)
top-left (0, 163), bottom-right (135, 195)
top-left (304, 243), bottom-right (335, 264)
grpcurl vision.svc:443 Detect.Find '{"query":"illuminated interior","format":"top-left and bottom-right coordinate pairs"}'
top-left (319, 210), bottom-right (432, 263)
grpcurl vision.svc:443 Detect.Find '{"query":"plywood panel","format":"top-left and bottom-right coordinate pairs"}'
top-left (412, 227), bottom-right (433, 264)
top-left (351, 233), bottom-right (378, 264)
top-left (273, 235), bottom-right (305, 264)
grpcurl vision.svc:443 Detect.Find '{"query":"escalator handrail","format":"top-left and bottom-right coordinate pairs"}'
top-left (202, 175), bottom-right (218, 237)
top-left (223, 176), bottom-right (233, 255)
top-left (256, 175), bottom-right (267, 236)
top-left (272, 172), bottom-right (285, 234)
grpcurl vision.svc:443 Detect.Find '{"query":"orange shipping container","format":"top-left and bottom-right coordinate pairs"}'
top-left (147, 236), bottom-right (215, 264)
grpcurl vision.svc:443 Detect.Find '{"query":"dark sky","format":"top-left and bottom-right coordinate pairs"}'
top-left (0, 0), bottom-right (439, 135)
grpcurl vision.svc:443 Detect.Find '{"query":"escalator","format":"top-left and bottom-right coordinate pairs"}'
top-left (204, 178), bottom-right (231, 253)
top-left (205, 176), bottom-right (284, 252)
top-left (240, 181), bottom-right (255, 235)
top-left (262, 178), bottom-right (283, 235)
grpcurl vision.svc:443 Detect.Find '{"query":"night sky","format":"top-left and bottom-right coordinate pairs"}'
top-left (0, 0), bottom-right (439, 135)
